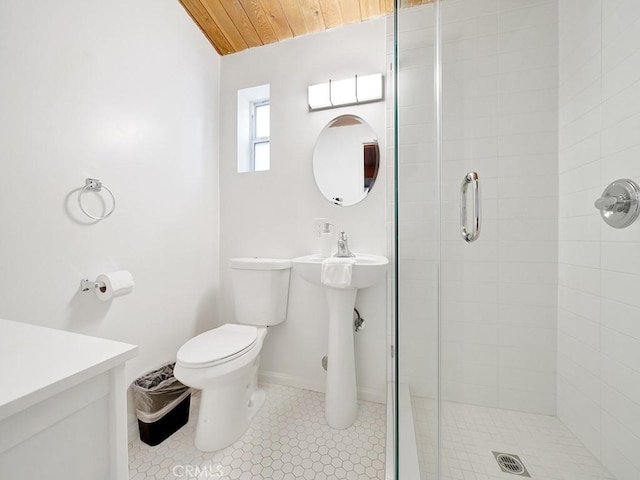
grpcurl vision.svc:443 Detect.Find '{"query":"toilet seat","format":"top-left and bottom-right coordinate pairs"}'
top-left (176, 324), bottom-right (258, 368)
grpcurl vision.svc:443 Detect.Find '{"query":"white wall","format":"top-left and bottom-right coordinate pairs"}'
top-left (558, 1), bottom-right (640, 478)
top-left (218, 19), bottom-right (388, 402)
top-left (0, 0), bottom-right (221, 383)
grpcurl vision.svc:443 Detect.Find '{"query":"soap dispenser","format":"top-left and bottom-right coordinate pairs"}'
top-left (315, 218), bottom-right (333, 258)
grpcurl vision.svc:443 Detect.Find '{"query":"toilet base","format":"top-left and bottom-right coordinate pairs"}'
top-left (193, 359), bottom-right (265, 452)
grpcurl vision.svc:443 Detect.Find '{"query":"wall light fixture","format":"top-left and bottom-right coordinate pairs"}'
top-left (308, 73), bottom-right (384, 111)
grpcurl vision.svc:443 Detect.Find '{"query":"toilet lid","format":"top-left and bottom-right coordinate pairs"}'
top-left (177, 324), bottom-right (258, 367)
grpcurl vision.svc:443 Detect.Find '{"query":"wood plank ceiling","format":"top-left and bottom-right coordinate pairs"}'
top-left (179, 0), bottom-right (432, 56)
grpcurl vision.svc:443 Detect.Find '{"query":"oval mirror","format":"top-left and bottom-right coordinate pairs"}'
top-left (312, 114), bottom-right (380, 206)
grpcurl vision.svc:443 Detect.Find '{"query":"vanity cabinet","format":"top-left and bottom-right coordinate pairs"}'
top-left (0, 319), bottom-right (137, 480)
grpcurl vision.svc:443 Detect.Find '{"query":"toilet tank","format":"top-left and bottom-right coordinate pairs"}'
top-left (230, 258), bottom-right (292, 326)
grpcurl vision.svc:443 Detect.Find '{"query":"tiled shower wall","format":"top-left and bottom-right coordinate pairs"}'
top-left (394, 1), bottom-right (559, 415)
top-left (439, 0), bottom-right (559, 414)
top-left (558, 1), bottom-right (640, 478)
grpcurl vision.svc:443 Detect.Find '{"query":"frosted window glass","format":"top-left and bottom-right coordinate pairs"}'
top-left (254, 142), bottom-right (270, 171)
top-left (255, 104), bottom-right (270, 138)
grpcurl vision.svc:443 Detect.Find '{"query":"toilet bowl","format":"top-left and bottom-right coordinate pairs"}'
top-left (174, 258), bottom-right (291, 452)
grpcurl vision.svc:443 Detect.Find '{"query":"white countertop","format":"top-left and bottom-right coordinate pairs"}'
top-left (0, 319), bottom-right (137, 421)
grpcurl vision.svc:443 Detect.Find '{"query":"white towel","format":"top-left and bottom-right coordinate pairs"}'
top-left (321, 257), bottom-right (356, 287)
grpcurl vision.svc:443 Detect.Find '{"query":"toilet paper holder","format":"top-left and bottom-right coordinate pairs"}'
top-left (80, 279), bottom-right (106, 292)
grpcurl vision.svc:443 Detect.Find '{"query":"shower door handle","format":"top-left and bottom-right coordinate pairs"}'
top-left (460, 172), bottom-right (481, 242)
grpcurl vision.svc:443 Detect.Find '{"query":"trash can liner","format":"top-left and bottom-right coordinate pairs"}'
top-left (136, 390), bottom-right (191, 424)
top-left (132, 362), bottom-right (189, 415)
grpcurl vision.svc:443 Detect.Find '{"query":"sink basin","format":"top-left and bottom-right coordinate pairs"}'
top-left (292, 252), bottom-right (388, 429)
top-left (292, 253), bottom-right (389, 289)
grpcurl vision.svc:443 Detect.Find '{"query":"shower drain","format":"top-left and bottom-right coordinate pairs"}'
top-left (492, 452), bottom-right (530, 477)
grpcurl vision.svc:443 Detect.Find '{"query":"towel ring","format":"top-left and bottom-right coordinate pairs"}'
top-left (78, 178), bottom-right (116, 220)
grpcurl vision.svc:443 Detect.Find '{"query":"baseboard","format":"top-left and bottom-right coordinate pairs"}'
top-left (258, 370), bottom-right (386, 404)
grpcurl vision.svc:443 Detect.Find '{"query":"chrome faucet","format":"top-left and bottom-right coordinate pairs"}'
top-left (334, 231), bottom-right (355, 258)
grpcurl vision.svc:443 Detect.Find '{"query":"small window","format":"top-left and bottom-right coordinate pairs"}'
top-left (251, 100), bottom-right (270, 172)
top-left (237, 84), bottom-right (270, 173)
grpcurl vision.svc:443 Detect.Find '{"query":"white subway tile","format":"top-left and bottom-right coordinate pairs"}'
top-left (557, 376), bottom-right (602, 456)
top-left (558, 239), bottom-right (599, 266)
top-left (498, 386), bottom-right (556, 415)
top-left (603, 48), bottom-right (640, 101)
top-left (498, 240), bottom-right (557, 263)
top-left (559, 79), bottom-right (601, 129)
top-left (499, 153), bottom-right (558, 178)
top-left (442, 14), bottom-right (498, 41)
top-left (501, 47), bottom-right (558, 79)
top-left (602, 0), bottom-right (640, 51)
top-left (602, 112), bottom-right (640, 159)
top-left (559, 106), bottom-right (601, 151)
top-left (499, 324), bottom-right (556, 350)
top-left (601, 299), bottom-right (640, 342)
top-left (500, 88), bottom-right (558, 115)
top-left (558, 285), bottom-right (600, 323)
top-left (602, 355), bottom-right (640, 406)
top-left (601, 440), bottom-right (640, 480)
top-left (601, 411), bottom-right (640, 473)
top-left (558, 331), bottom-right (600, 377)
top-left (499, 109), bottom-right (558, 135)
top-left (602, 77), bottom-right (640, 130)
top-left (499, 345), bottom-right (556, 371)
top-left (558, 263), bottom-right (600, 296)
top-left (498, 219), bottom-right (557, 241)
top-left (499, 261), bottom-right (557, 284)
top-left (559, 160), bottom-right (600, 194)
top-left (443, 340), bottom-right (499, 366)
top-left (442, 381), bottom-right (498, 407)
top-left (601, 270), bottom-right (640, 309)
top-left (499, 22), bottom-right (557, 54)
top-left (498, 2), bottom-right (558, 33)
top-left (442, 0), bottom-right (498, 24)
top-left (498, 304), bottom-right (557, 329)
top-left (499, 131), bottom-right (558, 157)
top-left (499, 195), bottom-right (558, 220)
top-left (558, 133), bottom-right (600, 173)
top-left (558, 351), bottom-right (601, 404)
top-left (558, 308), bottom-right (600, 350)
top-left (558, 216), bottom-right (602, 242)
top-left (602, 326), bottom-right (640, 374)
top-left (602, 384), bottom-right (640, 445)
top-left (442, 360), bottom-right (498, 386)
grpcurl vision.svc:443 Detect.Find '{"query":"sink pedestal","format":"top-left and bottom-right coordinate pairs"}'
top-left (325, 287), bottom-right (358, 429)
top-left (291, 253), bottom-right (388, 430)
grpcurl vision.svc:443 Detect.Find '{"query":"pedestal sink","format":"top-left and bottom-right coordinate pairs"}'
top-left (292, 253), bottom-right (388, 429)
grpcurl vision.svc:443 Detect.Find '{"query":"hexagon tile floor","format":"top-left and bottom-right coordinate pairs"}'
top-left (128, 382), bottom-right (386, 480)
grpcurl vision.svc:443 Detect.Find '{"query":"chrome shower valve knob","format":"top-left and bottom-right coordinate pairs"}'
top-left (594, 179), bottom-right (640, 228)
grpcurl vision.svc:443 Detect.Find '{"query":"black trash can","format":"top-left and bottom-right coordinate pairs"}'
top-left (132, 362), bottom-right (191, 446)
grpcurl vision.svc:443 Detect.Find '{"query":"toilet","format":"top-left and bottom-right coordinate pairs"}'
top-left (174, 257), bottom-right (291, 452)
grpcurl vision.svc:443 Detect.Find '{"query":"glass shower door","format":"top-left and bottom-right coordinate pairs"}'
top-left (394, 1), bottom-right (439, 479)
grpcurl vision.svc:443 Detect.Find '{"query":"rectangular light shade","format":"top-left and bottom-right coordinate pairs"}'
top-left (356, 73), bottom-right (383, 102)
top-left (330, 77), bottom-right (357, 106)
top-left (308, 82), bottom-right (332, 109)
top-left (308, 73), bottom-right (384, 111)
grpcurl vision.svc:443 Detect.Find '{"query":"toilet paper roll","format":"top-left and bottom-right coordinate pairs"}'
top-left (96, 270), bottom-right (135, 301)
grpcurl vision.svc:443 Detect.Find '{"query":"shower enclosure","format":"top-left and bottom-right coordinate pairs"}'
top-left (394, 1), bottom-right (640, 479)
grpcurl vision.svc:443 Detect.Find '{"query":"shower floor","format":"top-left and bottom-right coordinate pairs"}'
top-left (412, 396), bottom-right (614, 480)
top-left (128, 382), bottom-right (386, 480)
